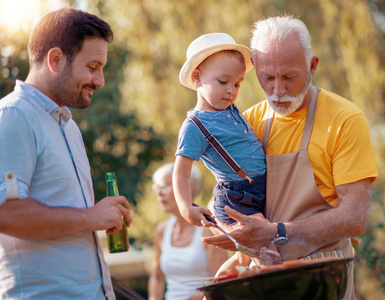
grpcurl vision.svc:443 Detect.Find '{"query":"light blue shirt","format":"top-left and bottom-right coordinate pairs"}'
top-left (176, 104), bottom-right (266, 182)
top-left (0, 81), bottom-right (114, 299)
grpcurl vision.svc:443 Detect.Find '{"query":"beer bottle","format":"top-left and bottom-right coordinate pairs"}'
top-left (106, 172), bottom-right (129, 253)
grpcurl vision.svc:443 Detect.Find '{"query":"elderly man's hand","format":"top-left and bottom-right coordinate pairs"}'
top-left (201, 206), bottom-right (276, 251)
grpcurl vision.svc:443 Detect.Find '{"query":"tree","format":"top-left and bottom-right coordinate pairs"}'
top-left (0, 27), bottom-right (29, 97)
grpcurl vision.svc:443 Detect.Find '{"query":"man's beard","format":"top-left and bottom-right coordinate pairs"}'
top-left (267, 71), bottom-right (312, 116)
top-left (49, 63), bottom-right (93, 109)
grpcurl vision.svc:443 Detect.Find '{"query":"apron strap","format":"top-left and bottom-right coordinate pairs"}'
top-left (262, 109), bottom-right (273, 153)
top-left (299, 85), bottom-right (319, 151)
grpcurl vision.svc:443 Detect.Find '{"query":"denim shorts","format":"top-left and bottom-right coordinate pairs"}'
top-left (213, 173), bottom-right (266, 226)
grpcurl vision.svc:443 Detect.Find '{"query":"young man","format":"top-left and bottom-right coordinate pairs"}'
top-left (0, 8), bottom-right (131, 299)
top-left (202, 16), bottom-right (378, 299)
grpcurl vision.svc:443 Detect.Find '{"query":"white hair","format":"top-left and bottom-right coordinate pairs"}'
top-left (152, 162), bottom-right (202, 199)
top-left (250, 15), bottom-right (313, 69)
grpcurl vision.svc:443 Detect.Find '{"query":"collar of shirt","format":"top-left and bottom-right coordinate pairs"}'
top-left (15, 80), bottom-right (73, 124)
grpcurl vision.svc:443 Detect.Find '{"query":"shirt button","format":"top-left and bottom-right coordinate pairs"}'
top-left (244, 130), bottom-right (247, 133)
top-left (227, 114), bottom-right (231, 117)
top-left (234, 122), bottom-right (237, 125)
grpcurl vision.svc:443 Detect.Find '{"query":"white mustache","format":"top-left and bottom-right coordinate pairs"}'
top-left (267, 94), bottom-right (297, 103)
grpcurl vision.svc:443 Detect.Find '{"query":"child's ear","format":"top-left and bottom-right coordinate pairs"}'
top-left (191, 69), bottom-right (201, 88)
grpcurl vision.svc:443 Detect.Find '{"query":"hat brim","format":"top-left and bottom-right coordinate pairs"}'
top-left (179, 44), bottom-right (254, 91)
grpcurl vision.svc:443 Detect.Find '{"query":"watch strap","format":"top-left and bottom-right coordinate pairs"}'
top-left (277, 222), bottom-right (287, 238)
top-left (272, 222), bottom-right (288, 247)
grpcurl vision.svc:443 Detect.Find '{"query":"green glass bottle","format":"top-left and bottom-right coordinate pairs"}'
top-left (106, 172), bottom-right (129, 253)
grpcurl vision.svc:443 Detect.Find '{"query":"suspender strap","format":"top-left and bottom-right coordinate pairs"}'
top-left (187, 115), bottom-right (255, 185)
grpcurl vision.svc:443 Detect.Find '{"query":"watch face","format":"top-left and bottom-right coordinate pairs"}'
top-left (273, 237), bottom-right (288, 247)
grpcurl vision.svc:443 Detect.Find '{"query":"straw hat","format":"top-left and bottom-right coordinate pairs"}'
top-left (179, 33), bottom-right (253, 90)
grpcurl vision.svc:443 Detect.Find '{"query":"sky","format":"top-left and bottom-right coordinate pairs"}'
top-left (0, 0), bottom-right (87, 32)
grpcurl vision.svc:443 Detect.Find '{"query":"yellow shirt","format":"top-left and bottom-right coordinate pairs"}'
top-left (244, 89), bottom-right (378, 207)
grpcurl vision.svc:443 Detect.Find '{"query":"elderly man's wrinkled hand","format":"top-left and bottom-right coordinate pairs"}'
top-left (201, 206), bottom-right (275, 251)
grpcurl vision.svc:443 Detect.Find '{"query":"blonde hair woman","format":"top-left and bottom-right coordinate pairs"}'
top-left (148, 163), bottom-right (228, 300)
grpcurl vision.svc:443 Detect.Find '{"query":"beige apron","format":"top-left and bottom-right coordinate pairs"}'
top-left (262, 85), bottom-right (354, 299)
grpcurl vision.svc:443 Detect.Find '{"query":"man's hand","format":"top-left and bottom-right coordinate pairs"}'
top-left (201, 206), bottom-right (276, 250)
top-left (88, 196), bottom-right (132, 234)
top-left (0, 195), bottom-right (132, 240)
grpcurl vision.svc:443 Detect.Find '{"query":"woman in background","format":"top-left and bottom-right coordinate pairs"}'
top-left (148, 163), bottom-right (228, 300)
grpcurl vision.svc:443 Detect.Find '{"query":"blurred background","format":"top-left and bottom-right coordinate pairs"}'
top-left (1, 0), bottom-right (384, 298)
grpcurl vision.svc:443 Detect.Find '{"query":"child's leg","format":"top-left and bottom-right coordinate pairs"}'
top-left (238, 251), bottom-right (251, 267)
top-left (215, 252), bottom-right (242, 278)
top-left (251, 256), bottom-right (262, 266)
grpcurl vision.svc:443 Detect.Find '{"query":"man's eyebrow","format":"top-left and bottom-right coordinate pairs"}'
top-left (88, 60), bottom-right (105, 66)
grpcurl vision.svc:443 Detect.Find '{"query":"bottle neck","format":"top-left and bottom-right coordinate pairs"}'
top-left (106, 172), bottom-right (119, 196)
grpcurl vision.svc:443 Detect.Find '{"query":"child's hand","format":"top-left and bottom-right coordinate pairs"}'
top-left (181, 205), bottom-right (215, 227)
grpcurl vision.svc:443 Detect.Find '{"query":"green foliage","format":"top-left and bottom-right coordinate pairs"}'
top-left (355, 189), bottom-right (385, 296)
top-left (0, 27), bottom-right (29, 95)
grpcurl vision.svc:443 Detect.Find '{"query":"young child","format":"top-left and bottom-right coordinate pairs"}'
top-left (173, 33), bottom-right (271, 267)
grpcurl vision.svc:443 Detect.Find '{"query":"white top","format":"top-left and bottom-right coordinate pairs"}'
top-left (160, 216), bottom-right (210, 300)
top-left (0, 81), bottom-right (114, 299)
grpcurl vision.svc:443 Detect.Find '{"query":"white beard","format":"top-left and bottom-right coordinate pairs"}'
top-left (267, 72), bottom-right (312, 117)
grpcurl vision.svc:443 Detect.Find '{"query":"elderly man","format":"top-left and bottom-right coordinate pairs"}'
top-left (0, 8), bottom-right (131, 299)
top-left (202, 15), bottom-right (378, 299)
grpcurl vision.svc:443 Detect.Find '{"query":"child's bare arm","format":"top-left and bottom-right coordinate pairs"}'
top-left (173, 155), bottom-right (213, 227)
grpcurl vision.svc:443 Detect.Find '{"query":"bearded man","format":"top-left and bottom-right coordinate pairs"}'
top-left (202, 15), bottom-right (378, 300)
top-left (0, 8), bottom-right (131, 299)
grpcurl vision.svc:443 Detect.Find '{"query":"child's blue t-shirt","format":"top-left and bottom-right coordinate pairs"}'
top-left (175, 104), bottom-right (266, 182)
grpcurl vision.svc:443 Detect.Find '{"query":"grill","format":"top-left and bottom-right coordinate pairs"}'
top-left (197, 257), bottom-right (352, 300)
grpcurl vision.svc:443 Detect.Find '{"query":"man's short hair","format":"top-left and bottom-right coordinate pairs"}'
top-left (250, 15), bottom-right (313, 69)
top-left (28, 7), bottom-right (113, 67)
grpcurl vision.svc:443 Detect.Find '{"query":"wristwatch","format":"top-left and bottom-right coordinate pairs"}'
top-left (271, 223), bottom-right (289, 247)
